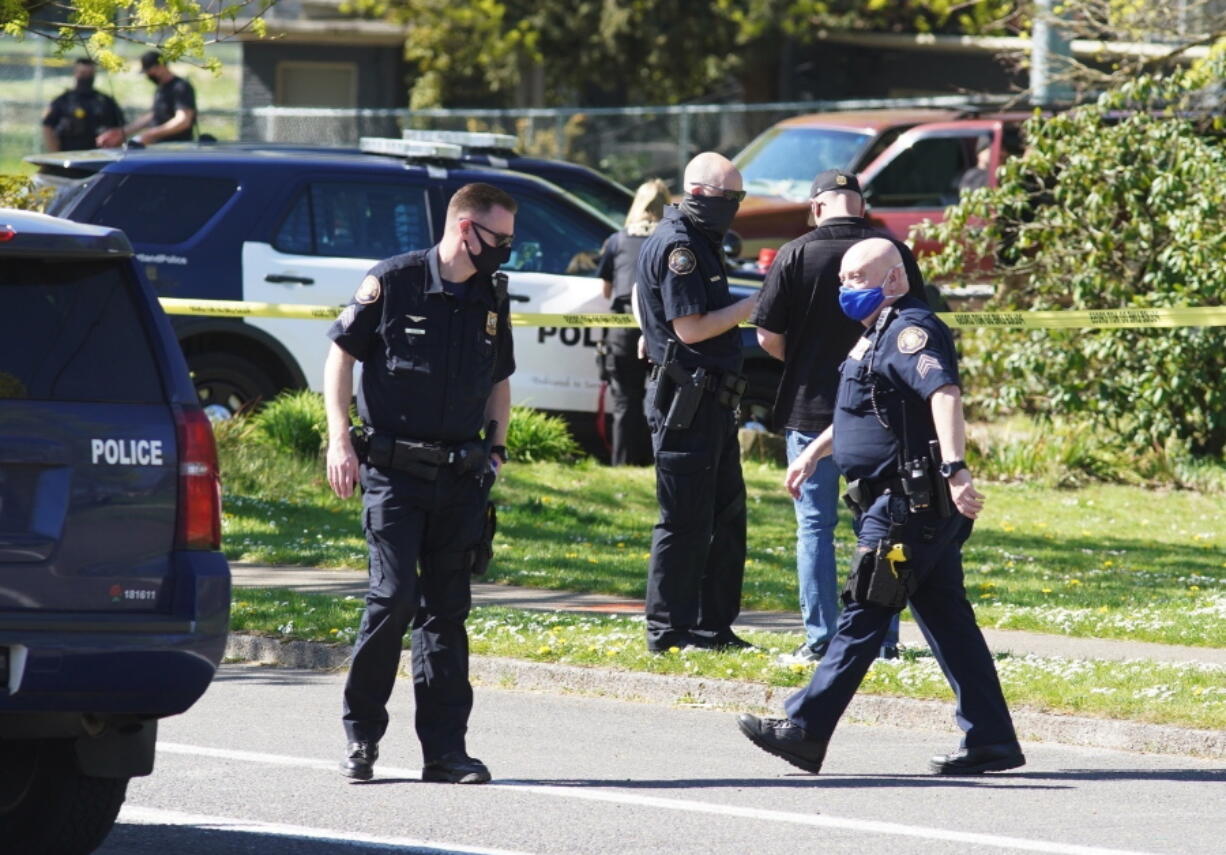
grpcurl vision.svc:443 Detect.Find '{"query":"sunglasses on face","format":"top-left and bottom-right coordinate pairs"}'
top-left (466, 219), bottom-right (515, 248)
top-left (691, 183), bottom-right (747, 203)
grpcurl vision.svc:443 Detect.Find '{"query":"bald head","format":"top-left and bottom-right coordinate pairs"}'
top-left (683, 152), bottom-right (742, 194)
top-left (841, 238), bottom-right (902, 284)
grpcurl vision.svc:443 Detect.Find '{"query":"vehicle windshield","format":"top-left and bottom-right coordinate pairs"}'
top-left (548, 175), bottom-right (631, 226)
top-left (736, 127), bottom-right (870, 202)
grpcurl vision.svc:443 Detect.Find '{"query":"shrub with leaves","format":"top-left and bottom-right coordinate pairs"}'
top-left (506, 405), bottom-right (581, 463)
top-left (920, 44), bottom-right (1226, 456)
top-left (249, 390), bottom-right (329, 460)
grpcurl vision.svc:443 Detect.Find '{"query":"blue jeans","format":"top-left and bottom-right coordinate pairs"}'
top-left (786, 430), bottom-right (899, 652)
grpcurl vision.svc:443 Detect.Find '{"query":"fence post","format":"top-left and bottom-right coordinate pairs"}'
top-left (677, 109), bottom-right (691, 190)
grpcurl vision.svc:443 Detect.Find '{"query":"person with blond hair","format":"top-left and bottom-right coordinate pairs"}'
top-left (596, 178), bottom-right (670, 465)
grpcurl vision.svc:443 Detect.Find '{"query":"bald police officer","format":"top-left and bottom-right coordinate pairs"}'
top-left (736, 237), bottom-right (1024, 776)
top-left (324, 183), bottom-right (515, 785)
top-left (634, 152), bottom-right (757, 653)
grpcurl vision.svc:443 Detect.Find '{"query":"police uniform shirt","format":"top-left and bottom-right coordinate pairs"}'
top-left (327, 247), bottom-right (515, 443)
top-left (635, 205), bottom-right (742, 375)
top-left (42, 89), bottom-right (124, 151)
top-left (751, 217), bottom-right (927, 434)
top-left (596, 229), bottom-right (648, 309)
top-left (832, 295), bottom-right (960, 482)
top-left (151, 76), bottom-right (197, 142)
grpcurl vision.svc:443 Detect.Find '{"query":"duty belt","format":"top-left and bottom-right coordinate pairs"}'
top-left (648, 363), bottom-right (748, 409)
top-left (842, 475), bottom-right (905, 517)
top-left (352, 427), bottom-right (488, 481)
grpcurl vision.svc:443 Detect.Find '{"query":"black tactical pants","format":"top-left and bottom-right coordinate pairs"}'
top-left (644, 382), bottom-right (747, 650)
top-left (342, 463), bottom-right (487, 761)
top-left (608, 352), bottom-right (652, 466)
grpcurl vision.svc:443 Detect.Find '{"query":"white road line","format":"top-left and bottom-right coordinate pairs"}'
top-left (119, 805), bottom-right (537, 855)
top-left (156, 742), bottom-right (1158, 855)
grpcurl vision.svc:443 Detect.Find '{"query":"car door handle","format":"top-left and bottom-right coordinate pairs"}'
top-left (265, 274), bottom-right (315, 285)
top-left (507, 292), bottom-right (530, 303)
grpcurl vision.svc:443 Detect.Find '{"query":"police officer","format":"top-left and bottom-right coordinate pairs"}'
top-left (596, 178), bottom-right (669, 465)
top-left (40, 58), bottom-right (124, 152)
top-left (97, 51), bottom-right (197, 147)
top-left (737, 237), bottom-right (1024, 775)
top-left (634, 152), bottom-right (758, 653)
top-left (754, 169), bottom-right (926, 666)
top-left (323, 183), bottom-right (515, 785)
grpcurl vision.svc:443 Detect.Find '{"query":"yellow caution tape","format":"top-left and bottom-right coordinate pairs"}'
top-left (159, 298), bottom-right (1226, 329)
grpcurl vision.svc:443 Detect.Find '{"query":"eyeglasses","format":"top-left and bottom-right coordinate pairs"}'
top-left (466, 219), bottom-right (515, 248)
top-left (690, 183), bottom-right (747, 203)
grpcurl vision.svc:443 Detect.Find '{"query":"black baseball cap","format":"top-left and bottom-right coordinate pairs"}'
top-left (809, 169), bottom-right (861, 198)
top-left (139, 51), bottom-right (163, 71)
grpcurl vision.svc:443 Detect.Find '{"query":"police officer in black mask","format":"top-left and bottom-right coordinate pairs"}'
top-left (41, 58), bottom-right (124, 152)
top-left (633, 152), bottom-right (758, 653)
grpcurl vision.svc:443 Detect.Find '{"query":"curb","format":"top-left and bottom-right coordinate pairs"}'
top-left (224, 634), bottom-right (1226, 761)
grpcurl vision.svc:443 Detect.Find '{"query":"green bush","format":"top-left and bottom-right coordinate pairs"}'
top-left (249, 390), bottom-right (329, 460)
top-left (213, 416), bottom-right (327, 501)
top-left (920, 47), bottom-right (1226, 457)
top-left (506, 405), bottom-right (582, 463)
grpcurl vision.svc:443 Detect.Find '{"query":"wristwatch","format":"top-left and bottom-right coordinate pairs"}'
top-left (939, 459), bottom-right (968, 479)
top-left (490, 445), bottom-right (508, 464)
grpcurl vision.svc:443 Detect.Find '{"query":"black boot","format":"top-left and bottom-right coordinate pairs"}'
top-left (340, 741), bottom-right (379, 780)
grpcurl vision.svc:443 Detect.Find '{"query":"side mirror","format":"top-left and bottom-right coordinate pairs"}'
top-left (723, 229), bottom-right (743, 260)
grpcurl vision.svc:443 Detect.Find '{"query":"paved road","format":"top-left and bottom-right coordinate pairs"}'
top-left (99, 665), bottom-right (1225, 855)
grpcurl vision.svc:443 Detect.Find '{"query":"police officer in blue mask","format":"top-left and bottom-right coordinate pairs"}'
top-left (634, 152), bottom-right (758, 653)
top-left (736, 237), bottom-right (1024, 776)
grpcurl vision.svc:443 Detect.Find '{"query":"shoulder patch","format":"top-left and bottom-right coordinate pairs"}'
top-left (667, 247), bottom-right (697, 276)
top-left (896, 325), bottom-right (928, 355)
top-left (354, 275), bottom-right (381, 305)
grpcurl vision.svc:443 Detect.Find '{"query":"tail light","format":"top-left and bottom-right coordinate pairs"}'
top-left (174, 406), bottom-right (221, 550)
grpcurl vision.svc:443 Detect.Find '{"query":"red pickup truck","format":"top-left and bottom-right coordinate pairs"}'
top-left (732, 109), bottom-right (1025, 257)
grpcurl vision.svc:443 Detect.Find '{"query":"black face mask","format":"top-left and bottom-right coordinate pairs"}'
top-left (679, 193), bottom-right (740, 242)
top-left (465, 226), bottom-right (512, 277)
top-left (75, 76), bottom-right (95, 92)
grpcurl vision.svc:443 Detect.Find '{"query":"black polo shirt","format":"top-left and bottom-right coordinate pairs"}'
top-left (327, 247), bottom-right (515, 443)
top-left (832, 296), bottom-right (961, 482)
top-left (750, 216), bottom-right (926, 433)
top-left (596, 229), bottom-right (648, 308)
top-left (43, 88), bottom-right (125, 150)
top-left (151, 76), bottom-right (196, 142)
top-left (635, 206), bottom-right (742, 375)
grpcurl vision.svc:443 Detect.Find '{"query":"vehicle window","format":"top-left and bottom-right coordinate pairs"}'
top-left (854, 126), bottom-right (913, 172)
top-left (736, 127), bottom-right (870, 202)
top-left (0, 259), bottom-right (163, 403)
top-left (281, 182), bottom-right (431, 259)
top-left (498, 189), bottom-right (607, 276)
top-left (550, 176), bottom-right (631, 223)
top-left (86, 174), bottom-right (237, 245)
top-left (865, 135), bottom-right (977, 208)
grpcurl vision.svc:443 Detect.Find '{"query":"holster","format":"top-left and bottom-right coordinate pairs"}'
top-left (471, 501), bottom-right (497, 577)
top-left (842, 540), bottom-right (915, 611)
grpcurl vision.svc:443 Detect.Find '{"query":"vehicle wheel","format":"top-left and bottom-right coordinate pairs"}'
top-left (188, 352), bottom-right (280, 421)
top-left (0, 739), bottom-right (129, 855)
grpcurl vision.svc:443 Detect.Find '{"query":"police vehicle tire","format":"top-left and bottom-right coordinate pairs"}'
top-left (188, 352), bottom-right (281, 420)
top-left (0, 738), bottom-right (129, 855)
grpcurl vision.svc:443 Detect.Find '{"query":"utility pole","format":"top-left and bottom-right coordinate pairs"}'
top-left (1031, 0), bottom-right (1074, 107)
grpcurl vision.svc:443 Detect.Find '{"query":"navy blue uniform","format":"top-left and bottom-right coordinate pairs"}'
top-left (596, 229), bottom-right (651, 465)
top-left (635, 205), bottom-right (746, 650)
top-left (784, 296), bottom-right (1017, 749)
top-left (43, 87), bottom-right (124, 151)
top-left (328, 247), bottom-right (513, 760)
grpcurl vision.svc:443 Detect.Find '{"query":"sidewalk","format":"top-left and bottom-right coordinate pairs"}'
top-left (231, 563), bottom-right (1226, 667)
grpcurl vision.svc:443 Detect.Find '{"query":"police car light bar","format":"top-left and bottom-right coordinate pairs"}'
top-left (401, 129), bottom-right (519, 154)
top-left (358, 137), bottom-right (464, 160)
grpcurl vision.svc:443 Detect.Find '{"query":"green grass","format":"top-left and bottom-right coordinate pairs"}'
top-left (229, 589), bottom-right (1226, 732)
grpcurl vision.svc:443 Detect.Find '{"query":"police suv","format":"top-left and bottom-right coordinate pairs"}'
top-left (30, 135), bottom-right (778, 438)
top-left (0, 210), bottom-right (229, 854)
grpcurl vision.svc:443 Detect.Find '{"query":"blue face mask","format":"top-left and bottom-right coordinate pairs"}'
top-left (838, 263), bottom-right (902, 321)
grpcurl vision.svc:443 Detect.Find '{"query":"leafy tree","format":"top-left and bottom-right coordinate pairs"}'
top-left (1, 0), bottom-right (273, 72)
top-left (919, 42), bottom-right (1226, 456)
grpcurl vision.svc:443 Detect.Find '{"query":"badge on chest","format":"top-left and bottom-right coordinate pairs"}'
top-left (486, 311), bottom-right (498, 336)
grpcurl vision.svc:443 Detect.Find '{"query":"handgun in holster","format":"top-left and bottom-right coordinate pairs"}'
top-left (650, 340), bottom-right (705, 430)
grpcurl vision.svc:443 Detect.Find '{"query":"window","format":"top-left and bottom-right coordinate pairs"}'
top-left (736, 127), bottom-right (870, 202)
top-left (86, 174), bottom-right (237, 245)
top-left (866, 135), bottom-right (979, 209)
top-left (275, 62), bottom-right (358, 108)
top-left (0, 259), bottom-right (163, 403)
top-left (273, 182), bottom-right (431, 259)
top-left (496, 189), bottom-right (607, 276)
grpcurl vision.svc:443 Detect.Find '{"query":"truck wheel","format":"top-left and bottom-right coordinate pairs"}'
top-left (188, 352), bottom-right (279, 421)
top-left (0, 739), bottom-right (129, 855)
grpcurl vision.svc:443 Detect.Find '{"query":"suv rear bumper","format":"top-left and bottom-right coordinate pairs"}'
top-left (0, 551), bottom-right (229, 718)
